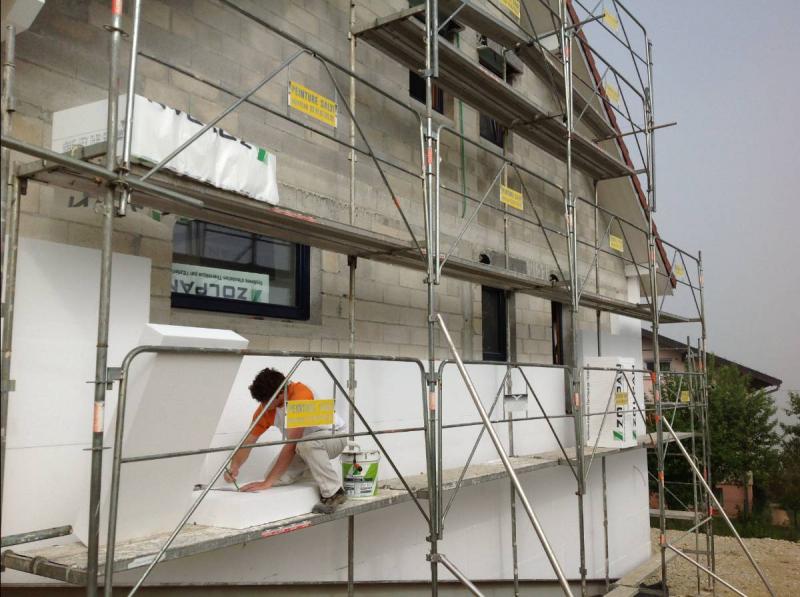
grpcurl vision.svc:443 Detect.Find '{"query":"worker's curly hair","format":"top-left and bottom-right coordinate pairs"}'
top-left (249, 367), bottom-right (287, 404)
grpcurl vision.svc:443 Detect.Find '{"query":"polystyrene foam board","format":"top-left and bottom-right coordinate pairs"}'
top-left (189, 483), bottom-right (319, 530)
top-left (1, 240), bottom-right (149, 544)
top-left (73, 324), bottom-right (248, 545)
top-left (7, 239), bottom-right (150, 448)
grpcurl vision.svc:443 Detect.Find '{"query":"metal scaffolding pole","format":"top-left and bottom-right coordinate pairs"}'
top-left (86, 2), bottom-right (123, 595)
top-left (346, 3), bottom-right (357, 593)
top-left (644, 35), bottom-right (669, 597)
top-left (560, 3), bottom-right (587, 594)
top-left (0, 22), bottom-right (17, 538)
top-left (698, 250), bottom-right (716, 589)
top-left (423, 2), bottom-right (441, 594)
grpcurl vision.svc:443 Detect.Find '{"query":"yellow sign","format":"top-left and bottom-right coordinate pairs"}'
top-left (609, 234), bottom-right (624, 252)
top-left (615, 392), bottom-right (628, 406)
top-left (286, 399), bottom-right (335, 429)
top-left (680, 390), bottom-right (691, 403)
top-left (500, 0), bottom-right (521, 19)
top-left (603, 8), bottom-right (621, 32)
top-left (500, 185), bottom-right (524, 210)
top-left (289, 81), bottom-right (337, 127)
top-left (674, 263), bottom-right (685, 278)
top-left (603, 80), bottom-right (621, 105)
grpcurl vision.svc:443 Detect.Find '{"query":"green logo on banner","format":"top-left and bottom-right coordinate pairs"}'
top-left (613, 430), bottom-right (624, 441)
top-left (257, 147), bottom-right (269, 163)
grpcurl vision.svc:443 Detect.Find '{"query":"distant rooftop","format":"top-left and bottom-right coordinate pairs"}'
top-left (642, 329), bottom-right (783, 391)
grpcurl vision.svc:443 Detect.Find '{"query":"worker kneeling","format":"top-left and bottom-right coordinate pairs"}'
top-left (225, 367), bottom-right (348, 514)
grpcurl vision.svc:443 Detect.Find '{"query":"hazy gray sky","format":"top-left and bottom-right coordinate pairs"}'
top-left (631, 1), bottom-right (800, 419)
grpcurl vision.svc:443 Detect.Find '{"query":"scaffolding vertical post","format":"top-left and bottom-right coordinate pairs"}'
top-left (86, 2), bottom-right (123, 595)
top-left (560, 3), bottom-right (587, 594)
top-left (0, 23), bottom-right (17, 535)
top-left (602, 456), bottom-right (609, 593)
top-left (594, 183), bottom-right (601, 355)
top-left (687, 337), bottom-right (701, 596)
top-left (346, 3), bottom-right (358, 593)
top-left (117, 0), bottom-right (141, 217)
top-left (423, 2), bottom-right (441, 594)
top-left (644, 36), bottom-right (667, 597)
top-left (698, 250), bottom-right (716, 590)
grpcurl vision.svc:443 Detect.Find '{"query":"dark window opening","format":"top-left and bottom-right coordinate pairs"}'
top-left (551, 301), bottom-right (564, 366)
top-left (409, 71), bottom-right (445, 114)
top-left (482, 286), bottom-right (507, 362)
top-left (478, 51), bottom-right (511, 148)
top-left (645, 361), bottom-right (671, 372)
top-left (171, 220), bottom-right (310, 320)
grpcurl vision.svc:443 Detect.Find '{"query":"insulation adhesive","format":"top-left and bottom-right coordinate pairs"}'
top-left (341, 445), bottom-right (381, 498)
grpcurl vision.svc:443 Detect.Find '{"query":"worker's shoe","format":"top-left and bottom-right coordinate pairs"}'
top-left (312, 488), bottom-right (347, 514)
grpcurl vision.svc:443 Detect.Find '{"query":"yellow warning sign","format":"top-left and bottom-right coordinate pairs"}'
top-left (615, 392), bottom-right (628, 406)
top-left (674, 263), bottom-right (685, 278)
top-left (604, 80), bottom-right (621, 105)
top-left (500, 0), bottom-right (521, 19)
top-left (289, 81), bottom-right (337, 127)
top-left (603, 8), bottom-right (621, 32)
top-left (286, 399), bottom-right (335, 429)
top-left (609, 234), bottom-right (624, 252)
top-left (680, 390), bottom-right (691, 403)
top-left (500, 185), bottom-right (524, 210)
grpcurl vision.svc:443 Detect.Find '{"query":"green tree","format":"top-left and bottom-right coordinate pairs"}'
top-left (707, 362), bottom-right (780, 517)
top-left (772, 391), bottom-right (800, 528)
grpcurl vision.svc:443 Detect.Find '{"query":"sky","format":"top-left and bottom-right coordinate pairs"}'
top-left (625, 1), bottom-right (800, 421)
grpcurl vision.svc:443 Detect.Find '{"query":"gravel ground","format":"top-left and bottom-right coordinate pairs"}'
top-left (645, 528), bottom-right (800, 596)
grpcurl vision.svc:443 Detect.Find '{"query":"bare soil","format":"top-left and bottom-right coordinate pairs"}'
top-left (646, 528), bottom-right (800, 596)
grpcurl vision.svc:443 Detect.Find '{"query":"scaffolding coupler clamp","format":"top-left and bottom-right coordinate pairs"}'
top-left (85, 367), bottom-right (122, 389)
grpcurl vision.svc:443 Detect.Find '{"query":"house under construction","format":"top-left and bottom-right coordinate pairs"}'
top-left (0, 0), bottom-right (777, 596)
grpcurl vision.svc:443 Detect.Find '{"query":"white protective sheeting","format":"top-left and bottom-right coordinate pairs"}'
top-left (51, 94), bottom-right (279, 205)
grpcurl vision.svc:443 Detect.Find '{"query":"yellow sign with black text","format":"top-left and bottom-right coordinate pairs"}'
top-left (680, 390), bottom-right (692, 403)
top-left (609, 234), bottom-right (624, 252)
top-left (500, 185), bottom-right (524, 211)
top-left (286, 399), bottom-right (336, 429)
top-left (500, 0), bottom-right (521, 19)
top-left (603, 8), bottom-right (621, 32)
top-left (289, 81), bottom-right (338, 127)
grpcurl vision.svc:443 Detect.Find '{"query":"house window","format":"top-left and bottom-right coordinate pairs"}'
top-left (482, 286), bottom-right (507, 362)
top-left (645, 361), bottom-right (671, 372)
top-left (478, 48), bottom-right (511, 148)
top-left (171, 219), bottom-right (310, 320)
top-left (409, 71), bottom-right (445, 114)
top-left (551, 302), bottom-right (564, 366)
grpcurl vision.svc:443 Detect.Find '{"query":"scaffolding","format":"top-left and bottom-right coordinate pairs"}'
top-left (0, 1), bottom-right (777, 596)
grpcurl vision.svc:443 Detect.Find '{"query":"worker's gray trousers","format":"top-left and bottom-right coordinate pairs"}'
top-left (274, 429), bottom-right (347, 498)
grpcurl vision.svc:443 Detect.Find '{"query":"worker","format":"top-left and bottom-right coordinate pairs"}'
top-left (225, 367), bottom-right (348, 514)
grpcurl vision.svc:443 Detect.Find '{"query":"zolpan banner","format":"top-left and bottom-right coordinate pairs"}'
top-left (51, 94), bottom-right (279, 205)
top-left (171, 263), bottom-right (269, 303)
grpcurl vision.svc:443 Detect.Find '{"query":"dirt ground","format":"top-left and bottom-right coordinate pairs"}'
top-left (645, 528), bottom-right (800, 596)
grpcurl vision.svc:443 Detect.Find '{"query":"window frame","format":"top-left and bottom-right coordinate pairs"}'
top-left (482, 285), bottom-right (508, 362)
top-left (171, 222), bottom-right (311, 321)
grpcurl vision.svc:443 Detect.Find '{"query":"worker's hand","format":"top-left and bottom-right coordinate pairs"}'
top-left (224, 463), bottom-right (240, 483)
top-left (240, 480), bottom-right (273, 492)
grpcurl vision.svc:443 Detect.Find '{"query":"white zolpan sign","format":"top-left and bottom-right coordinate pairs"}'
top-left (51, 94), bottom-right (279, 205)
top-left (172, 263), bottom-right (270, 303)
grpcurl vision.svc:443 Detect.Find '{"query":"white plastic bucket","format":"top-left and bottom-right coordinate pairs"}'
top-left (341, 445), bottom-right (381, 498)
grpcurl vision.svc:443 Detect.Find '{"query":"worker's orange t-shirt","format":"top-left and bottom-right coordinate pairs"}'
top-left (250, 381), bottom-right (313, 439)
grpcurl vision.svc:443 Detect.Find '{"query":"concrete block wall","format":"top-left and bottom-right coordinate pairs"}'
top-left (8, 0), bottom-right (639, 367)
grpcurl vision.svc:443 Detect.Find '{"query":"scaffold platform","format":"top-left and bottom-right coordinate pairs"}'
top-left (0, 432), bottom-right (693, 585)
top-left (13, 143), bottom-right (690, 325)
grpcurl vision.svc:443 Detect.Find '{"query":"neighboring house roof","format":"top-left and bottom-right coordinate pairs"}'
top-left (641, 330), bottom-right (783, 390)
